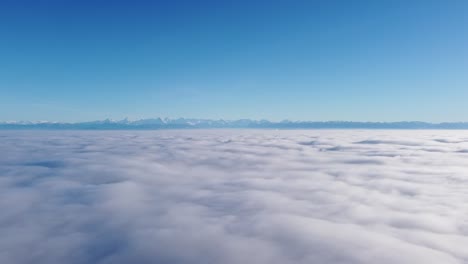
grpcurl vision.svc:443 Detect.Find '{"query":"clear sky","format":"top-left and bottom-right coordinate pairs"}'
top-left (1, 0), bottom-right (467, 122)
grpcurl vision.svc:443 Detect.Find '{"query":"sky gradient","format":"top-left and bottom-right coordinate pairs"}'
top-left (1, 0), bottom-right (468, 122)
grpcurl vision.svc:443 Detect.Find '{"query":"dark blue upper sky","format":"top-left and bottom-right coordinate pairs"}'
top-left (1, 0), bottom-right (467, 122)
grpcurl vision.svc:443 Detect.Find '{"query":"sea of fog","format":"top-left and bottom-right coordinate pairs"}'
top-left (0, 130), bottom-right (467, 264)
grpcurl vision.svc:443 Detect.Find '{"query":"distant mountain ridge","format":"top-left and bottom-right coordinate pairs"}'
top-left (2, 118), bottom-right (468, 129)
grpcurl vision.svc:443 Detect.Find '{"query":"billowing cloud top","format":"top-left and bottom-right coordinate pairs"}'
top-left (0, 130), bottom-right (467, 264)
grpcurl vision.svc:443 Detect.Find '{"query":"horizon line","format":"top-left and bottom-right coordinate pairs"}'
top-left (2, 117), bottom-right (468, 124)
top-left (2, 118), bottom-right (468, 130)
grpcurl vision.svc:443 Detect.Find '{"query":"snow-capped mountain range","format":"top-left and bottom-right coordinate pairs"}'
top-left (2, 118), bottom-right (468, 129)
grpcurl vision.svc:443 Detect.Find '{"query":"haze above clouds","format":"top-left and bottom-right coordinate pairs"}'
top-left (1, 130), bottom-right (467, 264)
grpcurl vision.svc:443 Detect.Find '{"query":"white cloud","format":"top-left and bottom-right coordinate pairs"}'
top-left (0, 130), bottom-right (467, 263)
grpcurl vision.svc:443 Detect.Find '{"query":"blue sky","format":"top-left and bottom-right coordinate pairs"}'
top-left (1, 0), bottom-right (467, 122)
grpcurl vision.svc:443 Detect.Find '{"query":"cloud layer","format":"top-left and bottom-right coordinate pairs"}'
top-left (0, 130), bottom-right (467, 264)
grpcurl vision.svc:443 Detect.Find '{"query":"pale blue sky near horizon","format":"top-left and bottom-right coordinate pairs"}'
top-left (1, 0), bottom-right (467, 122)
